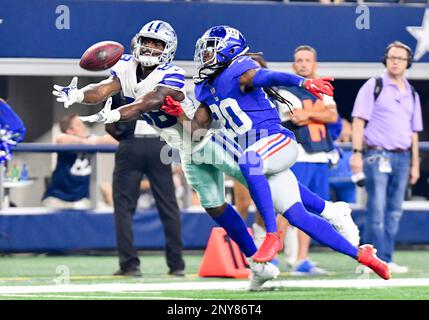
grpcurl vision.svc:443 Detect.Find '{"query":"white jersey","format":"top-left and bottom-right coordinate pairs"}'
top-left (110, 54), bottom-right (211, 153)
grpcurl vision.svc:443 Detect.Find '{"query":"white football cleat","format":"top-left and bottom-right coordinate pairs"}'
top-left (388, 262), bottom-right (409, 274)
top-left (247, 259), bottom-right (280, 291)
top-left (321, 201), bottom-right (360, 246)
top-left (283, 226), bottom-right (298, 268)
top-left (252, 223), bottom-right (266, 249)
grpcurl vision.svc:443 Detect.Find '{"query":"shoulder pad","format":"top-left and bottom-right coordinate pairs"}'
top-left (158, 64), bottom-right (186, 90)
top-left (226, 56), bottom-right (260, 79)
top-left (110, 54), bottom-right (134, 77)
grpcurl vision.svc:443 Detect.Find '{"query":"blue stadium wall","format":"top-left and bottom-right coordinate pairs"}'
top-left (0, 209), bottom-right (428, 252)
top-left (0, 1), bottom-right (428, 62)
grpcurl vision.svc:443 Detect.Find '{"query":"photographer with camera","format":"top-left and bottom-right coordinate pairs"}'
top-left (350, 41), bottom-right (423, 274)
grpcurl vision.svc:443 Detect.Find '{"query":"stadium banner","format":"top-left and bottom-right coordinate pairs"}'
top-left (0, 1), bottom-right (428, 63)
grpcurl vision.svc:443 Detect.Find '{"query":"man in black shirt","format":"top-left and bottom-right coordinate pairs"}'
top-left (106, 91), bottom-right (185, 277)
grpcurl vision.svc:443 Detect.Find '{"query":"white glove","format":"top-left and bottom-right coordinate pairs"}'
top-left (52, 77), bottom-right (84, 108)
top-left (79, 98), bottom-right (120, 124)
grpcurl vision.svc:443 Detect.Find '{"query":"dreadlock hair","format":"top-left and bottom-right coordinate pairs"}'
top-left (245, 52), bottom-right (294, 114)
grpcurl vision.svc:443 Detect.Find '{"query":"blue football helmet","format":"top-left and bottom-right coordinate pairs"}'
top-left (194, 25), bottom-right (249, 80)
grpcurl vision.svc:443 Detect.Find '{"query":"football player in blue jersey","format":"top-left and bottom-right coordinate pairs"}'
top-left (161, 25), bottom-right (391, 279)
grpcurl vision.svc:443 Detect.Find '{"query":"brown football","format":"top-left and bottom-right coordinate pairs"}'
top-left (79, 41), bottom-right (125, 71)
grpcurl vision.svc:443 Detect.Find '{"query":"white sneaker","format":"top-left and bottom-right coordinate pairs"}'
top-left (284, 226), bottom-right (298, 268)
top-left (388, 262), bottom-right (409, 274)
top-left (248, 259), bottom-right (280, 291)
top-left (321, 201), bottom-right (360, 246)
top-left (252, 223), bottom-right (266, 248)
top-left (291, 259), bottom-right (328, 276)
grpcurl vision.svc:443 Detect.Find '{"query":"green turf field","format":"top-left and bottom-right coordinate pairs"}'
top-left (0, 250), bottom-right (428, 300)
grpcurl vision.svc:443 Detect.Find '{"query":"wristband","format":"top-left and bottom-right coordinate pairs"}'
top-left (76, 89), bottom-right (85, 103)
top-left (106, 109), bottom-right (121, 123)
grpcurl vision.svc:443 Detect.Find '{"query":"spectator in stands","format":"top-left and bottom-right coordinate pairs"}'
top-left (42, 114), bottom-right (116, 209)
top-left (350, 41), bottom-right (423, 273)
top-left (329, 118), bottom-right (357, 203)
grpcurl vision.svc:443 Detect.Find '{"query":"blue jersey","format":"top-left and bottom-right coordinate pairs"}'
top-left (195, 56), bottom-right (294, 148)
top-left (282, 86), bottom-right (334, 153)
top-left (43, 152), bottom-right (90, 202)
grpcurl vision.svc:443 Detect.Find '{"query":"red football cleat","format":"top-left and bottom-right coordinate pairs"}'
top-left (357, 244), bottom-right (391, 280)
top-left (252, 232), bottom-right (282, 263)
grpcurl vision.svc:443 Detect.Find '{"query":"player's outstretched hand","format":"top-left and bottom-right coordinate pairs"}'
top-left (79, 98), bottom-right (117, 123)
top-left (160, 96), bottom-right (184, 117)
top-left (52, 77), bottom-right (84, 108)
top-left (302, 77), bottom-right (334, 100)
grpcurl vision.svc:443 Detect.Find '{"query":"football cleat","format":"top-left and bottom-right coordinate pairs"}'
top-left (388, 262), bottom-right (409, 274)
top-left (357, 244), bottom-right (391, 280)
top-left (248, 259), bottom-right (280, 291)
top-left (321, 201), bottom-right (360, 246)
top-left (252, 232), bottom-right (283, 263)
top-left (252, 223), bottom-right (266, 249)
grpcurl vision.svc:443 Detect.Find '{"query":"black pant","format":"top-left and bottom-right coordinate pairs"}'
top-left (112, 137), bottom-right (184, 272)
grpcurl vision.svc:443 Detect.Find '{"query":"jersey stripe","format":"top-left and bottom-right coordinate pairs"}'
top-left (259, 135), bottom-right (287, 157)
top-left (158, 79), bottom-right (185, 89)
top-left (163, 78), bottom-right (185, 84)
top-left (262, 137), bottom-right (292, 161)
top-left (255, 133), bottom-right (283, 154)
top-left (163, 73), bottom-right (185, 82)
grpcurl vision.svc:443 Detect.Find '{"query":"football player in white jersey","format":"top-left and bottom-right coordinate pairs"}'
top-left (52, 20), bottom-right (279, 291)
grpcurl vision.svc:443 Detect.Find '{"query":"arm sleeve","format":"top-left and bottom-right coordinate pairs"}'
top-left (252, 68), bottom-right (305, 88)
top-left (351, 78), bottom-right (376, 121)
top-left (157, 67), bottom-right (186, 91)
top-left (0, 99), bottom-right (26, 142)
top-left (412, 92), bottom-right (423, 132)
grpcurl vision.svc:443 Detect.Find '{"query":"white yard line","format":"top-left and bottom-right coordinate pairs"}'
top-left (0, 278), bottom-right (429, 295)
top-left (0, 294), bottom-right (195, 300)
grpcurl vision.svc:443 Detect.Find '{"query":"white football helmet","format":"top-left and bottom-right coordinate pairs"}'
top-left (133, 20), bottom-right (178, 67)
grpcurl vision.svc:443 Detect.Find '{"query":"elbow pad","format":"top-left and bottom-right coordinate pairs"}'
top-left (252, 68), bottom-right (305, 88)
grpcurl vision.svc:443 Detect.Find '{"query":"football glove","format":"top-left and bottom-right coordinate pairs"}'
top-left (302, 77), bottom-right (334, 100)
top-left (52, 77), bottom-right (84, 108)
top-left (160, 96), bottom-right (184, 117)
top-left (79, 98), bottom-right (120, 124)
